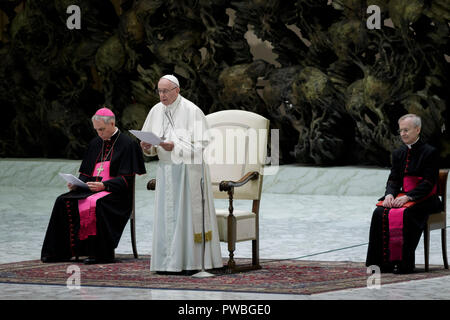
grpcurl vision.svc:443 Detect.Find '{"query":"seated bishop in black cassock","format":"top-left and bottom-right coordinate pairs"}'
top-left (366, 114), bottom-right (442, 274)
top-left (41, 107), bottom-right (146, 264)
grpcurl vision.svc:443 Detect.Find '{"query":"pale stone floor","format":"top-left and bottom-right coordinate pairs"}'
top-left (0, 161), bottom-right (449, 301)
top-left (1, 191), bottom-right (449, 301)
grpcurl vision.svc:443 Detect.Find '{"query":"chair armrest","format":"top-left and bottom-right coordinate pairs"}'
top-left (147, 179), bottom-right (156, 190)
top-left (219, 171), bottom-right (259, 192)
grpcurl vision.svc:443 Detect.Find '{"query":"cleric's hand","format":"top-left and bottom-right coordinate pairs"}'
top-left (141, 141), bottom-right (153, 151)
top-left (160, 141), bottom-right (174, 151)
top-left (382, 194), bottom-right (394, 208)
top-left (87, 181), bottom-right (105, 192)
top-left (392, 195), bottom-right (410, 208)
top-left (67, 183), bottom-right (77, 191)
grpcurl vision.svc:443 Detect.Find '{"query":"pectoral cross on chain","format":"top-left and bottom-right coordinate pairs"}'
top-left (96, 164), bottom-right (104, 176)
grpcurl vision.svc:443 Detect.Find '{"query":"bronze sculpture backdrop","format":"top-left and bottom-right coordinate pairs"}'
top-left (0, 0), bottom-right (449, 166)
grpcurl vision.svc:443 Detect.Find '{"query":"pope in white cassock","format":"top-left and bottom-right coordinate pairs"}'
top-left (141, 74), bottom-right (223, 273)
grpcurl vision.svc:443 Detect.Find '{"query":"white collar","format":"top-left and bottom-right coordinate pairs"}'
top-left (164, 95), bottom-right (181, 111)
top-left (107, 128), bottom-right (119, 141)
top-left (406, 136), bottom-right (419, 149)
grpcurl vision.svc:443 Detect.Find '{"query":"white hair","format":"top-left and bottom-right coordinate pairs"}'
top-left (91, 114), bottom-right (115, 124)
top-left (398, 114), bottom-right (421, 128)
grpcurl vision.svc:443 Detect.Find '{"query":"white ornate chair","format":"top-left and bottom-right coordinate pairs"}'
top-left (205, 109), bottom-right (270, 272)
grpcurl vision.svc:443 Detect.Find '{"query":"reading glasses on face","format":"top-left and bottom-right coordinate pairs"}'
top-left (398, 128), bottom-right (412, 134)
top-left (156, 87), bottom-right (177, 95)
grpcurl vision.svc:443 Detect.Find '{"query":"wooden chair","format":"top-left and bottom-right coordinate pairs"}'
top-left (423, 169), bottom-right (448, 271)
top-left (205, 109), bottom-right (269, 273)
top-left (112, 176), bottom-right (138, 259)
top-left (130, 177), bottom-right (138, 258)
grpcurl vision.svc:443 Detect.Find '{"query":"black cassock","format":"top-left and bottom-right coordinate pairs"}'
top-left (41, 130), bottom-right (146, 262)
top-left (366, 139), bottom-right (442, 272)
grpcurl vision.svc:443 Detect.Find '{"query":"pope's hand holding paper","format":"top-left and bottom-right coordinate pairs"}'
top-left (129, 130), bottom-right (163, 145)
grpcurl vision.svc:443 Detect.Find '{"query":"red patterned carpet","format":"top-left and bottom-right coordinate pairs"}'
top-left (1, 255), bottom-right (449, 295)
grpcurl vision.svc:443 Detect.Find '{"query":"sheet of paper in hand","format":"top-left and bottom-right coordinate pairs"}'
top-left (129, 130), bottom-right (163, 145)
top-left (58, 173), bottom-right (89, 189)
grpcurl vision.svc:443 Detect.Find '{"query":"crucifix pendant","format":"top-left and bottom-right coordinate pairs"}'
top-left (96, 164), bottom-right (104, 176)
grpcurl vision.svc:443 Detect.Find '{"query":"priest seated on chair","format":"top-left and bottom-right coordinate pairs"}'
top-left (366, 114), bottom-right (443, 274)
top-left (140, 74), bottom-right (223, 275)
top-left (41, 106), bottom-right (146, 264)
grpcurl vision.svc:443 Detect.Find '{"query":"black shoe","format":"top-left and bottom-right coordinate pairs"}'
top-left (41, 256), bottom-right (70, 263)
top-left (41, 256), bottom-right (57, 263)
top-left (84, 256), bottom-right (115, 264)
top-left (392, 264), bottom-right (400, 274)
top-left (380, 264), bottom-right (394, 273)
top-left (156, 270), bottom-right (196, 276)
top-left (83, 257), bottom-right (98, 264)
top-left (183, 270), bottom-right (199, 276)
top-left (70, 256), bottom-right (81, 262)
top-left (156, 271), bottom-right (171, 275)
top-left (393, 264), bottom-right (415, 274)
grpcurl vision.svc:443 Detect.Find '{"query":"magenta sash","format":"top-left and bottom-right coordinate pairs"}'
top-left (388, 208), bottom-right (404, 261)
top-left (388, 176), bottom-right (437, 261)
top-left (78, 161), bottom-right (112, 241)
top-left (403, 176), bottom-right (437, 195)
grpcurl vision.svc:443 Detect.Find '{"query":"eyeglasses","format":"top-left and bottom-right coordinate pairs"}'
top-left (156, 87), bottom-right (178, 95)
top-left (398, 128), bottom-right (410, 134)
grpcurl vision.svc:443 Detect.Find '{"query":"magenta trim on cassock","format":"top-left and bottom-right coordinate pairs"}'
top-left (403, 176), bottom-right (421, 193)
top-left (403, 176), bottom-right (437, 194)
top-left (388, 207), bottom-right (405, 261)
top-left (388, 175), bottom-right (436, 262)
top-left (78, 161), bottom-right (112, 240)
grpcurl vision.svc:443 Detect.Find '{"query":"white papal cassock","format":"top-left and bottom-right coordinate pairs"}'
top-left (142, 94), bottom-right (223, 272)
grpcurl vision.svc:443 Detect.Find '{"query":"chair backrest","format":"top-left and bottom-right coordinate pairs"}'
top-left (438, 169), bottom-right (448, 212)
top-left (205, 110), bottom-right (270, 200)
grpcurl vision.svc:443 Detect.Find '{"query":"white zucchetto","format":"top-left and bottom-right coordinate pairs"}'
top-left (161, 74), bottom-right (180, 87)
